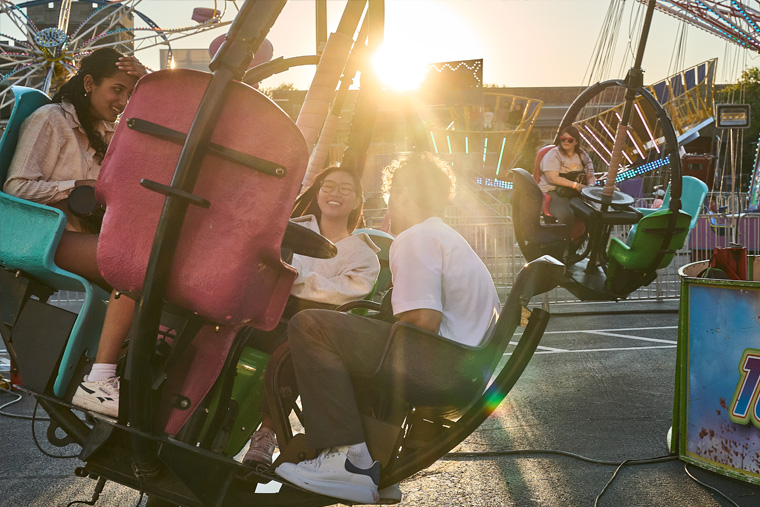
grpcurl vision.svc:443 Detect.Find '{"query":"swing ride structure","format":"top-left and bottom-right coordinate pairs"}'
top-left (0, 1), bottom-right (566, 506)
top-left (511, 0), bottom-right (760, 301)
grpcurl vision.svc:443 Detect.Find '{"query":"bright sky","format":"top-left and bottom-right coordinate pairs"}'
top-left (52, 1), bottom-right (760, 88)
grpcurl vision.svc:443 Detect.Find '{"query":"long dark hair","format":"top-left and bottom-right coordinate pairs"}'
top-left (53, 48), bottom-right (124, 161)
top-left (555, 125), bottom-right (589, 161)
top-left (292, 166), bottom-right (364, 232)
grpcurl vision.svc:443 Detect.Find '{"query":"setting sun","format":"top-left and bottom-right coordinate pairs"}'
top-left (372, 1), bottom-right (483, 91)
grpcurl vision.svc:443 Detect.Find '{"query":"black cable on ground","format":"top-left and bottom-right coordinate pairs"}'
top-left (31, 400), bottom-right (78, 459)
top-left (445, 448), bottom-right (676, 466)
top-left (447, 449), bottom-right (741, 506)
top-left (66, 477), bottom-right (107, 506)
top-left (594, 458), bottom-right (634, 507)
top-left (0, 385), bottom-right (50, 421)
top-left (684, 463), bottom-right (741, 507)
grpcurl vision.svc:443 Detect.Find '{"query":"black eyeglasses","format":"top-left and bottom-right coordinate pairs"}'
top-left (320, 180), bottom-right (356, 196)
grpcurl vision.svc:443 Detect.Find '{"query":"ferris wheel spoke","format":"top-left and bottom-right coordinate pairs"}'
top-left (2, 63), bottom-right (44, 87)
top-left (127, 24), bottom-right (231, 50)
top-left (69, 3), bottom-right (136, 49)
top-left (41, 65), bottom-right (56, 94)
top-left (0, 55), bottom-right (37, 67)
top-left (1, 3), bottom-right (36, 34)
top-left (0, 0), bottom-right (228, 98)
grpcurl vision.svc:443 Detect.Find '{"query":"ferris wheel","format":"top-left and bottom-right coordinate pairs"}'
top-left (0, 0), bottom-right (230, 111)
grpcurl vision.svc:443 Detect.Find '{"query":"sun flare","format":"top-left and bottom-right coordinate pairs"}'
top-left (372, 1), bottom-right (483, 91)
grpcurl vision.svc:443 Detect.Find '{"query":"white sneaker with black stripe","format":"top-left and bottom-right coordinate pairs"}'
top-left (72, 375), bottom-right (119, 418)
top-left (275, 446), bottom-right (380, 504)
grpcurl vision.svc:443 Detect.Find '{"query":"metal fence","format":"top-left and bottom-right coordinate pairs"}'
top-left (444, 207), bottom-right (759, 303)
top-left (50, 209), bottom-right (760, 310)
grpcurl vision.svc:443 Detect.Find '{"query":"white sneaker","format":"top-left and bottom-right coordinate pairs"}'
top-left (72, 376), bottom-right (119, 418)
top-left (243, 427), bottom-right (277, 466)
top-left (379, 482), bottom-right (402, 504)
top-left (275, 446), bottom-right (380, 504)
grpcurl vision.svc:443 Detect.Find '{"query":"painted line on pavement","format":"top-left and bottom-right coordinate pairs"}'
top-left (584, 330), bottom-right (676, 344)
top-left (505, 344), bottom-right (677, 356)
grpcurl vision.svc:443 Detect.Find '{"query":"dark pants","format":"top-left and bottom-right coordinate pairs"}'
top-left (287, 309), bottom-right (392, 449)
top-left (246, 297), bottom-right (336, 416)
top-left (547, 190), bottom-right (575, 238)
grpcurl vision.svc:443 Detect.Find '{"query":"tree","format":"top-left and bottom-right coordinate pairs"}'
top-left (718, 68), bottom-right (760, 191)
top-left (259, 82), bottom-right (297, 99)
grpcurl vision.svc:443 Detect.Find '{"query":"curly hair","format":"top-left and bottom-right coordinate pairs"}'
top-left (382, 152), bottom-right (456, 215)
top-left (52, 48), bottom-right (124, 162)
top-left (291, 165), bottom-right (365, 232)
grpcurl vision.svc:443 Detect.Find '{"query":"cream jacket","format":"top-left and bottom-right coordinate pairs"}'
top-left (289, 215), bottom-right (381, 305)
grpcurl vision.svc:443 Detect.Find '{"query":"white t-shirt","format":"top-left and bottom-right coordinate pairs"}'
top-left (389, 217), bottom-right (500, 347)
top-left (538, 146), bottom-right (594, 193)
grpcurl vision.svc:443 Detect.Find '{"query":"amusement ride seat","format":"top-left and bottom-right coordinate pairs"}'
top-left (606, 208), bottom-right (692, 296)
top-left (510, 168), bottom-right (567, 262)
top-left (0, 86), bottom-right (109, 397)
top-left (94, 69), bottom-right (312, 434)
top-left (628, 175), bottom-right (708, 244)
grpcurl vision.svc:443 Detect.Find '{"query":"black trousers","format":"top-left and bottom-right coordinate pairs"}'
top-left (287, 309), bottom-right (393, 449)
top-left (547, 190), bottom-right (575, 238)
top-left (246, 297), bottom-right (336, 417)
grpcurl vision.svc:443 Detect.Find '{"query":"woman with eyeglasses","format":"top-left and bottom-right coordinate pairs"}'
top-left (242, 165), bottom-right (381, 466)
top-left (286, 165), bottom-right (381, 307)
top-left (537, 125), bottom-right (596, 231)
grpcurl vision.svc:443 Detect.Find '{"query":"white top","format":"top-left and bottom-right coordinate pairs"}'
top-left (289, 215), bottom-right (381, 306)
top-left (390, 217), bottom-right (500, 347)
top-left (4, 102), bottom-right (115, 204)
top-left (538, 146), bottom-right (594, 193)
top-left (3, 102), bottom-right (116, 232)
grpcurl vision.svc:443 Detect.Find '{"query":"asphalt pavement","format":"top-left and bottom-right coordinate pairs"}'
top-left (2, 299), bottom-right (760, 506)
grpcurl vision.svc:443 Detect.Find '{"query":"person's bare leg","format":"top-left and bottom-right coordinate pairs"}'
top-left (54, 231), bottom-right (109, 288)
top-left (94, 292), bottom-right (135, 365)
top-left (54, 231), bottom-right (134, 368)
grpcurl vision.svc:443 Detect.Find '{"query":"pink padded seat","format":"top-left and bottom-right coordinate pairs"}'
top-left (96, 70), bottom-right (307, 330)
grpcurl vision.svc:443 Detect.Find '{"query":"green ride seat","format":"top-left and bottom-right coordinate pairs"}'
top-left (0, 86), bottom-right (109, 397)
top-left (628, 176), bottom-right (708, 244)
top-left (354, 227), bottom-right (393, 301)
top-left (606, 208), bottom-right (692, 295)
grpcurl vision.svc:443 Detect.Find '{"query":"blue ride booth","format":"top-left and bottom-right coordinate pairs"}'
top-left (672, 256), bottom-right (760, 484)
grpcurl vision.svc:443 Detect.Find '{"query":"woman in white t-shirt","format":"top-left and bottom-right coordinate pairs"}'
top-left (538, 126), bottom-right (596, 232)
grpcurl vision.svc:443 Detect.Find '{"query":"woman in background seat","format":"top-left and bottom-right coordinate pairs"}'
top-left (537, 126), bottom-right (596, 234)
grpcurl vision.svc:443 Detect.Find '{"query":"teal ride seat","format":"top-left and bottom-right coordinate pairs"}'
top-left (606, 208), bottom-right (692, 296)
top-left (346, 228), bottom-right (393, 316)
top-left (354, 228), bottom-right (393, 298)
top-left (0, 86), bottom-right (109, 397)
top-left (628, 176), bottom-right (708, 245)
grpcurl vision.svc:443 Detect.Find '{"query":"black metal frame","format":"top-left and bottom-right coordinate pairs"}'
top-left (3, 1), bottom-right (565, 505)
top-left (554, 79), bottom-right (684, 300)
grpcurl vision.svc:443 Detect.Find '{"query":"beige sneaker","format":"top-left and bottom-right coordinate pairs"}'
top-left (72, 376), bottom-right (119, 418)
top-left (243, 427), bottom-right (277, 466)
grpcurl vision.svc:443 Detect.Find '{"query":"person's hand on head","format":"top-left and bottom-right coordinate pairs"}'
top-left (117, 56), bottom-right (148, 78)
